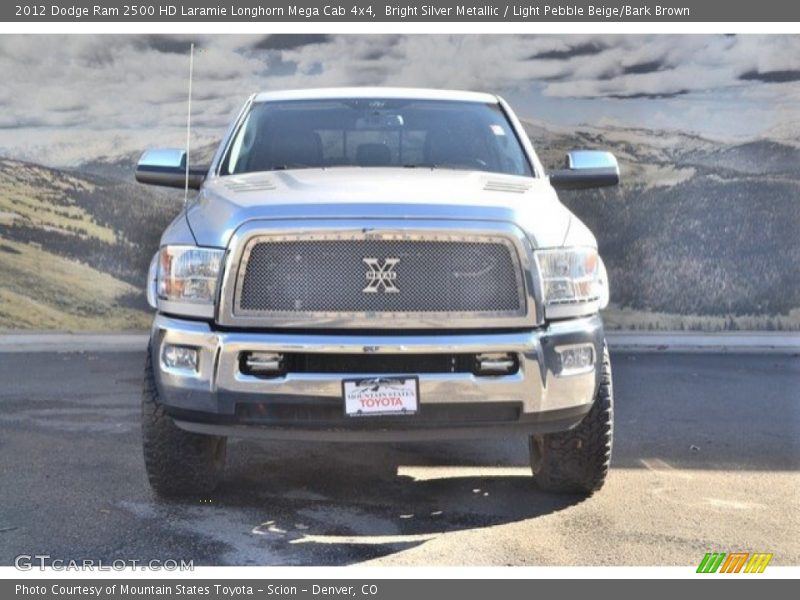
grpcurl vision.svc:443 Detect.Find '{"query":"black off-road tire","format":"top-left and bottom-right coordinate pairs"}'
top-left (142, 347), bottom-right (227, 497)
top-left (529, 344), bottom-right (613, 495)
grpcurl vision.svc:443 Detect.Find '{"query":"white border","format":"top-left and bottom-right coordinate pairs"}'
top-left (0, 17), bottom-right (798, 581)
top-left (0, 22), bottom-right (799, 34)
top-left (2, 565), bottom-right (799, 579)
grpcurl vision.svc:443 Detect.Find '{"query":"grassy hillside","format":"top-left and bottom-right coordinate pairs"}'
top-left (526, 122), bottom-right (800, 328)
top-left (0, 238), bottom-right (150, 330)
top-left (0, 159), bottom-right (115, 242)
top-left (0, 158), bottom-right (181, 331)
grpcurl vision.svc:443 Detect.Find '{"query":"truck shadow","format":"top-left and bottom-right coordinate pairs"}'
top-left (166, 438), bottom-right (587, 565)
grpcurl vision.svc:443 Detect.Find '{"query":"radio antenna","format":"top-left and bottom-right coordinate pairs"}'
top-left (184, 42), bottom-right (195, 206)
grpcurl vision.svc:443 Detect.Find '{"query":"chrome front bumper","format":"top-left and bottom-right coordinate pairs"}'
top-left (150, 314), bottom-right (605, 441)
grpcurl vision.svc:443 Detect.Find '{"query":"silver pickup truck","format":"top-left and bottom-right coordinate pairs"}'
top-left (135, 87), bottom-right (619, 497)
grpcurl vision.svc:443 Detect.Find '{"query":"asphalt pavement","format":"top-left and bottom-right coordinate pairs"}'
top-left (0, 350), bottom-right (797, 566)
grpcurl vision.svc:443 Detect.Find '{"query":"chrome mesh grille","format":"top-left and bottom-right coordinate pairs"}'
top-left (236, 237), bottom-right (525, 316)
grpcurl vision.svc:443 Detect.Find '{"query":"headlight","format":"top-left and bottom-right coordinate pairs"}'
top-left (153, 246), bottom-right (224, 318)
top-left (535, 247), bottom-right (609, 319)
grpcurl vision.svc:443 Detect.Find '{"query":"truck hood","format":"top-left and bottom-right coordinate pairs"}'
top-left (183, 168), bottom-right (587, 249)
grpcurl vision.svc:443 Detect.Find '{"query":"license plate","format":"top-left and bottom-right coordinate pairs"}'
top-left (343, 377), bottom-right (419, 417)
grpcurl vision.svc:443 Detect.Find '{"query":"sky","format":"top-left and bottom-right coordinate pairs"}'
top-left (0, 34), bottom-right (798, 166)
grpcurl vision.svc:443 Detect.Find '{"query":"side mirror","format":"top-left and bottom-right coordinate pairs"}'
top-left (135, 148), bottom-right (206, 190)
top-left (549, 150), bottom-right (620, 190)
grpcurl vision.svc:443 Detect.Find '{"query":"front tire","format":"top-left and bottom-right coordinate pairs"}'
top-left (529, 344), bottom-right (613, 494)
top-left (141, 346), bottom-right (227, 497)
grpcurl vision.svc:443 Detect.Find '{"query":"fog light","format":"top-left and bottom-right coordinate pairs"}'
top-left (162, 344), bottom-right (199, 372)
top-left (475, 352), bottom-right (517, 375)
top-left (555, 344), bottom-right (595, 375)
top-left (242, 352), bottom-right (285, 376)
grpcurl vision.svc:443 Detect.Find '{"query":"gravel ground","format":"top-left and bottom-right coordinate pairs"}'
top-left (0, 351), bottom-right (797, 566)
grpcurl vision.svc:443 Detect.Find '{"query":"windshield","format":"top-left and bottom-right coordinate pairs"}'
top-left (219, 98), bottom-right (533, 177)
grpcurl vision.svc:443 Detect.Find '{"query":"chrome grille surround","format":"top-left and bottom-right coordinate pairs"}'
top-left (217, 220), bottom-right (539, 329)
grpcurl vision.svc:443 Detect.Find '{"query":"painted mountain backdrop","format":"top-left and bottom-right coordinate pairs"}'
top-left (0, 123), bottom-right (798, 331)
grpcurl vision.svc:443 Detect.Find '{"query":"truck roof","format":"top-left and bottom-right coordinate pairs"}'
top-left (252, 87), bottom-right (499, 104)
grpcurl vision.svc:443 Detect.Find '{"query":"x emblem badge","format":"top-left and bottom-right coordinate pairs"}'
top-left (363, 258), bottom-right (400, 293)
